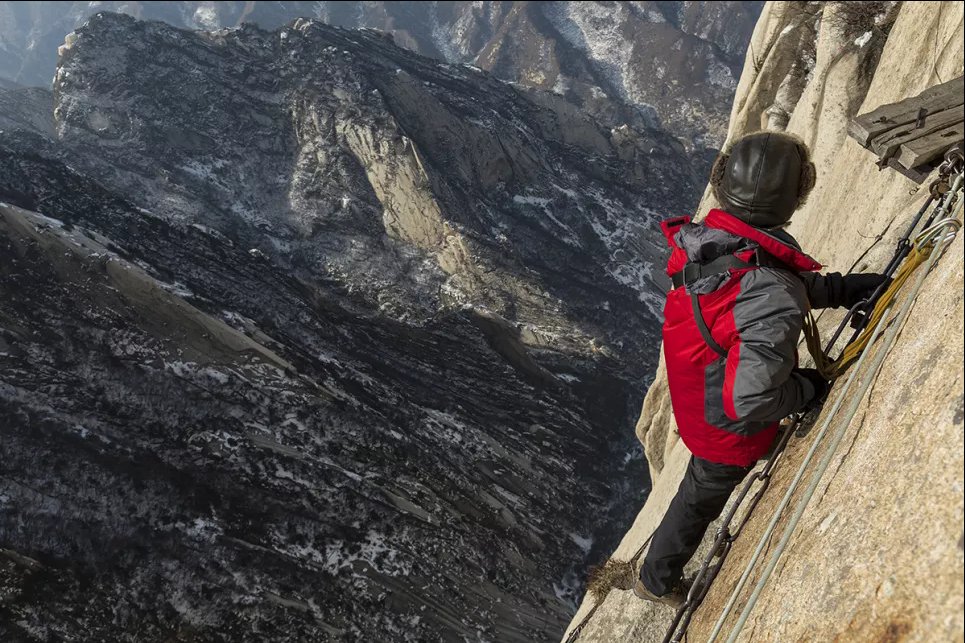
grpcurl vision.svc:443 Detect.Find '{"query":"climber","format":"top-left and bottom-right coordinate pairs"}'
top-left (634, 131), bottom-right (888, 609)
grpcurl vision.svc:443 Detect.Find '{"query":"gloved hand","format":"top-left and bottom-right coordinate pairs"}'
top-left (795, 368), bottom-right (830, 405)
top-left (841, 273), bottom-right (890, 309)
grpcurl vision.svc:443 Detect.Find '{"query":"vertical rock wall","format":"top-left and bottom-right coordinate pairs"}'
top-left (565, 2), bottom-right (965, 641)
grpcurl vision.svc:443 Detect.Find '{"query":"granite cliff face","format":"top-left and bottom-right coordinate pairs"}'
top-left (0, 1), bottom-right (762, 149)
top-left (565, 2), bottom-right (965, 641)
top-left (0, 13), bottom-right (697, 642)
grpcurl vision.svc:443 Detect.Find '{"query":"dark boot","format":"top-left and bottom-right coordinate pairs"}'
top-left (632, 577), bottom-right (689, 609)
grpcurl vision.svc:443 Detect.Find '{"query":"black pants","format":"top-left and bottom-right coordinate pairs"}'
top-left (640, 456), bottom-right (752, 595)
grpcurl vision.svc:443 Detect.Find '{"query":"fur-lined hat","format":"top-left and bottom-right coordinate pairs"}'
top-left (710, 131), bottom-right (816, 228)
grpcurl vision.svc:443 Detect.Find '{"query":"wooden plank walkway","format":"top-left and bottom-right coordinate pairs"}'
top-left (848, 75), bottom-right (964, 182)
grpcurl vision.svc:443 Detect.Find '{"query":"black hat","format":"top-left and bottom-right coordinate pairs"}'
top-left (710, 131), bottom-right (816, 228)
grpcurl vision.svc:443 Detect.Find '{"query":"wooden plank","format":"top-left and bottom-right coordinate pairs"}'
top-left (884, 157), bottom-right (930, 185)
top-left (871, 104), bottom-right (965, 161)
top-left (849, 75), bottom-right (964, 145)
top-left (896, 122), bottom-right (965, 169)
top-left (852, 75), bottom-right (964, 144)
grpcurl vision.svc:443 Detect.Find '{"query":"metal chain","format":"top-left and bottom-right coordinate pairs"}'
top-left (820, 144), bottom-right (964, 364)
top-left (567, 415), bottom-right (799, 643)
top-left (708, 189), bottom-right (963, 643)
top-left (661, 413), bottom-right (799, 643)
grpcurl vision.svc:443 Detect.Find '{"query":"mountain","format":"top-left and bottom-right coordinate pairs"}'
top-left (49, 11), bottom-right (693, 345)
top-left (0, 1), bottom-right (762, 149)
top-left (314, 1), bottom-right (764, 149)
top-left (0, 84), bottom-right (52, 134)
top-left (1, 12), bottom-right (695, 642)
top-left (565, 2), bottom-right (965, 641)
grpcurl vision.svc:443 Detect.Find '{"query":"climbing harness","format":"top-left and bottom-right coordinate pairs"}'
top-left (565, 145), bottom-right (963, 643)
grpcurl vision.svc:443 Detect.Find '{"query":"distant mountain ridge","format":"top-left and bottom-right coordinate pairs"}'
top-left (0, 1), bottom-right (761, 149)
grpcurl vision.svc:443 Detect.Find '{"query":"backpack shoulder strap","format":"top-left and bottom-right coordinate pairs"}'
top-left (675, 250), bottom-right (789, 358)
top-left (670, 249), bottom-right (791, 289)
top-left (691, 292), bottom-right (728, 357)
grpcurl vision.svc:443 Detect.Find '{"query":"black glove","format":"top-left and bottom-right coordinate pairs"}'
top-left (841, 273), bottom-right (890, 309)
top-left (795, 368), bottom-right (830, 406)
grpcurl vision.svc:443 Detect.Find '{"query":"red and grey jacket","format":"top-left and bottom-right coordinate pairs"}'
top-left (661, 209), bottom-right (835, 466)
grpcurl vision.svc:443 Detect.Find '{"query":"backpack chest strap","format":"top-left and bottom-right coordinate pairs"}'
top-left (669, 251), bottom-right (785, 289)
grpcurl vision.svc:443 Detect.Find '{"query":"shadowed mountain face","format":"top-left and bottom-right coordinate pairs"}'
top-left (0, 1), bottom-right (761, 149)
top-left (1, 13), bottom-right (694, 642)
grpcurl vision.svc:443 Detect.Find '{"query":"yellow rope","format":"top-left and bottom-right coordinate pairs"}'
top-left (804, 217), bottom-right (960, 379)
